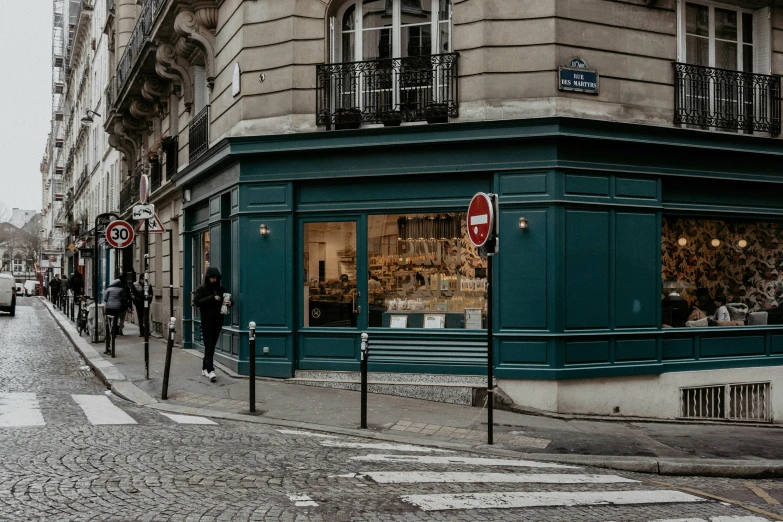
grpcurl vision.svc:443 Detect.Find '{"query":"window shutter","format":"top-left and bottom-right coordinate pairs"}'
top-left (194, 66), bottom-right (207, 112)
top-left (753, 6), bottom-right (771, 75)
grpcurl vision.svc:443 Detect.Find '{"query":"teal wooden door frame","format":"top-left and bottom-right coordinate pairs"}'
top-left (296, 214), bottom-right (368, 371)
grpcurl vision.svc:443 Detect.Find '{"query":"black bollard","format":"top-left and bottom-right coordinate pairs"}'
top-left (360, 332), bottom-right (369, 429)
top-left (161, 317), bottom-right (176, 400)
top-left (249, 321), bottom-right (256, 413)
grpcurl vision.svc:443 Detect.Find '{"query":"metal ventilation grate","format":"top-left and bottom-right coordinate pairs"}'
top-left (680, 382), bottom-right (771, 422)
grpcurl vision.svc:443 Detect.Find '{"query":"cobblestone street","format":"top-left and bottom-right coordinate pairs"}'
top-left (0, 299), bottom-right (781, 521)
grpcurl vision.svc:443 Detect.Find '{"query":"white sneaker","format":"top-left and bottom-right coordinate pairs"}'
top-left (202, 369), bottom-right (209, 378)
top-left (208, 371), bottom-right (216, 382)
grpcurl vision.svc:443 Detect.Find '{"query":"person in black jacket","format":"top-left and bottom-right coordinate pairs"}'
top-left (69, 271), bottom-right (84, 298)
top-left (193, 267), bottom-right (233, 382)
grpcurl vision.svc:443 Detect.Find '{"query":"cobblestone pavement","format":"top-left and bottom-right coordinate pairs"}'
top-left (0, 299), bottom-right (781, 521)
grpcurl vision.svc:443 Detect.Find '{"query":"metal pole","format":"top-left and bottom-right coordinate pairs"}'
top-left (144, 217), bottom-right (150, 380)
top-left (93, 216), bottom-right (99, 343)
top-left (249, 321), bottom-right (256, 413)
top-left (161, 317), bottom-right (176, 400)
top-left (360, 332), bottom-right (369, 429)
top-left (487, 251), bottom-right (494, 445)
top-left (169, 229), bottom-right (174, 321)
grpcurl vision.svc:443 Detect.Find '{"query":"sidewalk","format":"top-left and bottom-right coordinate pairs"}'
top-left (44, 298), bottom-right (783, 478)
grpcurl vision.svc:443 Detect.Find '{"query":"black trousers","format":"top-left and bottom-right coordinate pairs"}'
top-left (202, 321), bottom-right (222, 373)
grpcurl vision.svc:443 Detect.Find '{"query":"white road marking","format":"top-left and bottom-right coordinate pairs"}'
top-left (160, 412), bottom-right (217, 425)
top-left (362, 471), bottom-right (638, 484)
top-left (402, 490), bottom-right (706, 511)
top-left (72, 395), bottom-right (137, 425)
top-left (288, 494), bottom-right (318, 507)
top-left (651, 518), bottom-right (770, 522)
top-left (277, 429), bottom-right (338, 439)
top-left (319, 440), bottom-right (452, 452)
top-left (350, 454), bottom-right (579, 469)
top-left (0, 393), bottom-right (46, 427)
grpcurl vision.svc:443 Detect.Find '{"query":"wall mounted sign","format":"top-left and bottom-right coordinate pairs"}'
top-left (423, 314), bottom-right (445, 329)
top-left (390, 315), bottom-right (408, 328)
top-left (558, 58), bottom-right (599, 95)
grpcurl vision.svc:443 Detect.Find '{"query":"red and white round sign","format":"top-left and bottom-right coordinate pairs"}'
top-left (105, 220), bottom-right (135, 249)
top-left (467, 192), bottom-right (494, 247)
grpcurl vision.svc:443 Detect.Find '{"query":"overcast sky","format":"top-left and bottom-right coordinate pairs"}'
top-left (0, 2), bottom-right (52, 214)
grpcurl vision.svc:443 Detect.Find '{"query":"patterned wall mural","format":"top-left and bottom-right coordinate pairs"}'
top-left (662, 218), bottom-right (783, 310)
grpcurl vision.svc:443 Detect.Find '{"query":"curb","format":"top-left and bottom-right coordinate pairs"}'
top-left (43, 297), bottom-right (783, 479)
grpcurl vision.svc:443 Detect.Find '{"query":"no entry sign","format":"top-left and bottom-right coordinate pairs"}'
top-left (467, 192), bottom-right (494, 248)
top-left (105, 220), bottom-right (135, 249)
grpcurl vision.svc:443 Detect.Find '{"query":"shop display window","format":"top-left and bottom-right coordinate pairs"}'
top-left (368, 213), bottom-right (487, 328)
top-left (662, 217), bottom-right (783, 328)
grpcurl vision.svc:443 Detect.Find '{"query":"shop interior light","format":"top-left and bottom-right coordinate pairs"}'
top-left (259, 224), bottom-right (269, 236)
top-left (711, 238), bottom-right (721, 247)
top-left (677, 237), bottom-right (687, 246)
top-left (518, 217), bottom-right (528, 230)
top-left (738, 239), bottom-right (748, 248)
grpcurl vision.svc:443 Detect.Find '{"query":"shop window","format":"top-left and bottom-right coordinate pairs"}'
top-left (367, 213), bottom-right (486, 329)
top-left (304, 222), bottom-right (358, 328)
top-left (662, 217), bottom-right (783, 328)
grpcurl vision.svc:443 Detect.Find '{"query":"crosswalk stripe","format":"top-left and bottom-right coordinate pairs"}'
top-left (651, 517), bottom-right (770, 522)
top-left (72, 395), bottom-right (137, 425)
top-left (277, 429), bottom-right (338, 439)
top-left (0, 393), bottom-right (46, 427)
top-left (350, 454), bottom-right (579, 469)
top-left (362, 471), bottom-right (638, 484)
top-left (320, 441), bottom-right (452, 453)
top-left (160, 413), bottom-right (217, 425)
top-left (288, 494), bottom-right (318, 507)
top-left (401, 490), bottom-right (707, 511)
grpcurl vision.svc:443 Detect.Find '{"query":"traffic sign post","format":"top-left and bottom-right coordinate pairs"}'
top-left (468, 192), bottom-right (499, 446)
top-left (105, 220), bottom-right (135, 249)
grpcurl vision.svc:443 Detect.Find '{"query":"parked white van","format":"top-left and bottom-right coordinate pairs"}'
top-left (0, 273), bottom-right (16, 316)
top-left (23, 280), bottom-right (40, 296)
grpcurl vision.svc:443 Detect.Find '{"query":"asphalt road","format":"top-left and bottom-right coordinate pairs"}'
top-left (0, 298), bottom-right (781, 521)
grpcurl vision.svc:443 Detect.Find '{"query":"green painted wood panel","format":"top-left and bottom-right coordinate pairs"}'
top-left (188, 204), bottom-right (209, 230)
top-left (565, 210), bottom-right (610, 329)
top-left (499, 173), bottom-right (549, 196)
top-left (499, 341), bottom-right (549, 364)
top-left (615, 178), bottom-right (658, 200)
top-left (701, 336), bottom-right (765, 357)
top-left (241, 184), bottom-right (291, 212)
top-left (662, 337), bottom-right (694, 359)
top-left (565, 340), bottom-right (610, 364)
top-left (772, 335), bottom-right (783, 354)
top-left (615, 213), bottom-right (658, 328)
top-left (209, 195), bottom-right (221, 218)
top-left (300, 335), bottom-right (356, 359)
top-left (615, 339), bottom-right (657, 361)
top-left (499, 209), bottom-right (548, 329)
top-left (240, 216), bottom-right (290, 328)
top-left (564, 175), bottom-right (610, 197)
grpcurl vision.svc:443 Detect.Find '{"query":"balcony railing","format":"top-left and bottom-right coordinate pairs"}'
top-left (189, 105), bottom-right (210, 162)
top-left (116, 0), bottom-right (166, 93)
top-left (119, 175), bottom-right (139, 212)
top-left (42, 240), bottom-right (65, 253)
top-left (316, 53), bottom-right (459, 128)
top-left (673, 62), bottom-right (781, 135)
top-left (106, 76), bottom-right (115, 112)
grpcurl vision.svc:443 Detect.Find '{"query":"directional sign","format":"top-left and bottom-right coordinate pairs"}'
top-left (132, 204), bottom-right (155, 220)
top-left (134, 213), bottom-right (166, 233)
top-left (105, 220), bottom-right (135, 249)
top-left (467, 192), bottom-right (494, 248)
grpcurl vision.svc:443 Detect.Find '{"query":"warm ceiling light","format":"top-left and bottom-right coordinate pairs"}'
top-left (711, 238), bottom-right (721, 247)
top-left (738, 239), bottom-right (748, 248)
top-left (677, 237), bottom-right (687, 246)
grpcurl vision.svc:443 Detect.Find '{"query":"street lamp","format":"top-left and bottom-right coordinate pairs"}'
top-left (80, 110), bottom-right (101, 126)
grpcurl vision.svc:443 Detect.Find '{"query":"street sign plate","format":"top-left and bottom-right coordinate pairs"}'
top-left (105, 220), bottom-right (135, 249)
top-left (134, 213), bottom-right (166, 233)
top-left (467, 192), bottom-right (494, 248)
top-left (132, 204), bottom-right (155, 220)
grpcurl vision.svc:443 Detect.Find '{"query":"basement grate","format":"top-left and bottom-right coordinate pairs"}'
top-left (680, 382), bottom-right (771, 422)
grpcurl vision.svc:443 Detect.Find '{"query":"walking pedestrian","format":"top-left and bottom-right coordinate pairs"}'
top-left (69, 271), bottom-right (84, 298)
top-left (102, 279), bottom-right (127, 355)
top-left (131, 274), bottom-right (152, 337)
top-left (193, 267), bottom-right (233, 382)
top-left (50, 274), bottom-right (61, 305)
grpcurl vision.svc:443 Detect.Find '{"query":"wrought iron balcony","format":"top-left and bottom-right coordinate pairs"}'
top-left (106, 76), bottom-right (115, 112)
top-left (116, 0), bottom-right (166, 93)
top-left (316, 53), bottom-right (459, 128)
top-left (119, 175), bottom-right (139, 212)
top-left (189, 105), bottom-right (210, 162)
top-left (673, 62), bottom-right (781, 135)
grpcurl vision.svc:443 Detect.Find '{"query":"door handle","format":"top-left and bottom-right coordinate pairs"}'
top-left (353, 291), bottom-right (361, 314)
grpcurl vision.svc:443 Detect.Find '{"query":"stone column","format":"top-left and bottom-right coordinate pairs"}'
top-left (115, 0), bottom-right (139, 59)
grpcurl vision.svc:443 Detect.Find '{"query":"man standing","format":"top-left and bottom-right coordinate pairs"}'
top-left (50, 274), bottom-right (61, 305)
top-left (103, 279), bottom-right (127, 355)
top-left (193, 267), bottom-right (232, 382)
top-left (69, 271), bottom-right (84, 298)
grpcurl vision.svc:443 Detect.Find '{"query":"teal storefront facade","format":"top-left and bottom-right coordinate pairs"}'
top-left (176, 117), bottom-right (783, 417)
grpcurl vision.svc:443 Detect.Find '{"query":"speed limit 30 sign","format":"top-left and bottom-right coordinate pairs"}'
top-left (105, 220), bottom-right (135, 249)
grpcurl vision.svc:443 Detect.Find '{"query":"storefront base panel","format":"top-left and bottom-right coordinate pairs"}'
top-left (499, 365), bottom-right (783, 423)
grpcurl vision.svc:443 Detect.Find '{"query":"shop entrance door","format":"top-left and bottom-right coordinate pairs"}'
top-left (297, 218), bottom-right (367, 370)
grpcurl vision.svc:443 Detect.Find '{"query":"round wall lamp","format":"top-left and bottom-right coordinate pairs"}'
top-left (677, 237), bottom-right (687, 246)
top-left (259, 224), bottom-right (269, 236)
top-left (518, 217), bottom-right (528, 230)
top-left (711, 238), bottom-right (721, 247)
top-left (738, 239), bottom-right (748, 248)
top-left (80, 110), bottom-right (101, 126)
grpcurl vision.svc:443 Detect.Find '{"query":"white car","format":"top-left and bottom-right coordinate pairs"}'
top-left (0, 273), bottom-right (16, 316)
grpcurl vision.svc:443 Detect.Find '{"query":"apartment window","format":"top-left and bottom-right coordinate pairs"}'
top-left (334, 0), bottom-right (451, 63)
top-left (679, 1), bottom-right (770, 74)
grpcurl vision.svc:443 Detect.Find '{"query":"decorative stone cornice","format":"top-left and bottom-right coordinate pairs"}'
top-left (109, 121), bottom-right (138, 165)
top-left (174, 8), bottom-right (218, 86)
top-left (155, 43), bottom-right (195, 112)
top-left (129, 98), bottom-right (156, 121)
top-left (142, 76), bottom-right (171, 111)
